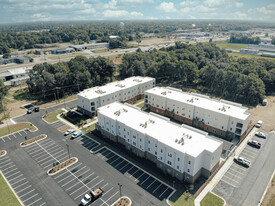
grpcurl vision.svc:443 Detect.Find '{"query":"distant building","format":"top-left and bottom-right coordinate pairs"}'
top-left (109, 36), bottom-right (120, 39)
top-left (69, 43), bottom-right (109, 51)
top-left (51, 48), bottom-right (74, 54)
top-left (261, 53), bottom-right (275, 58)
top-left (0, 67), bottom-right (31, 86)
top-left (0, 57), bottom-right (30, 65)
top-left (77, 76), bottom-right (155, 117)
top-left (144, 87), bottom-right (250, 141)
top-left (240, 48), bottom-right (259, 54)
top-left (97, 102), bottom-right (223, 183)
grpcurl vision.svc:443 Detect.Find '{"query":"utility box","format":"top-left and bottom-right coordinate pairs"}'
top-left (262, 99), bottom-right (267, 106)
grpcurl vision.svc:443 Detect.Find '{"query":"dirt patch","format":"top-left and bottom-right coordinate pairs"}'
top-left (48, 157), bottom-right (77, 175)
top-left (106, 54), bottom-right (123, 65)
top-left (262, 175), bottom-right (275, 206)
top-left (113, 197), bottom-right (131, 206)
top-left (20, 134), bottom-right (47, 147)
top-left (127, 37), bottom-right (175, 47)
top-left (58, 125), bottom-right (71, 133)
top-left (248, 96), bottom-right (275, 132)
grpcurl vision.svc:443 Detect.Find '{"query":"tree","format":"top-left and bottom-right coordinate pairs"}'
top-left (0, 80), bottom-right (8, 112)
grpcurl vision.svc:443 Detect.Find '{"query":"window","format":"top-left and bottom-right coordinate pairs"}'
top-left (133, 142), bottom-right (136, 146)
top-left (133, 135), bottom-right (136, 139)
top-left (124, 128), bottom-right (125, 131)
top-left (155, 144), bottom-right (157, 147)
top-left (160, 157), bottom-right (162, 160)
top-left (177, 165), bottom-right (179, 170)
top-left (127, 139), bottom-right (129, 142)
top-left (222, 126), bottom-right (224, 129)
top-left (148, 140), bottom-right (150, 144)
top-left (148, 148), bottom-right (150, 151)
top-left (188, 169), bottom-right (190, 173)
top-left (140, 145), bottom-right (142, 149)
top-left (188, 161), bottom-right (191, 165)
top-left (127, 132), bottom-right (129, 135)
top-left (140, 138), bottom-right (142, 142)
top-left (168, 153), bottom-right (172, 158)
top-left (118, 126), bottom-right (120, 129)
top-left (161, 149), bottom-right (163, 153)
top-left (178, 158), bottom-right (180, 161)
top-left (155, 152), bottom-right (157, 155)
top-left (167, 160), bottom-right (172, 165)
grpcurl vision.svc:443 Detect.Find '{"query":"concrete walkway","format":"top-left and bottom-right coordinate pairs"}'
top-left (82, 118), bottom-right (98, 128)
top-left (194, 127), bottom-right (258, 206)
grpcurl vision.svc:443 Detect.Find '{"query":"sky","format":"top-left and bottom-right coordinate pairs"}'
top-left (0, 0), bottom-right (274, 24)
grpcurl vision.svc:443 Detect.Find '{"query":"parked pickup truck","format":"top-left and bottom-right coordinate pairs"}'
top-left (80, 188), bottom-right (104, 206)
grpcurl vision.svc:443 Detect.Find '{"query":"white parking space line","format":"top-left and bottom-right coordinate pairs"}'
top-left (28, 197), bottom-right (42, 206)
top-left (55, 152), bottom-right (68, 159)
top-left (73, 175), bottom-right (99, 200)
top-left (231, 164), bottom-right (247, 172)
top-left (23, 130), bottom-right (27, 134)
top-left (13, 181), bottom-right (29, 189)
top-left (13, 134), bottom-right (17, 139)
top-left (70, 184), bottom-right (86, 195)
top-left (58, 174), bottom-right (73, 183)
top-left (241, 151), bottom-right (257, 158)
top-left (0, 161), bottom-right (13, 168)
top-left (61, 178), bottom-right (76, 187)
top-left (0, 159), bottom-right (11, 166)
top-left (129, 168), bottom-right (139, 178)
top-left (29, 149), bottom-right (44, 156)
top-left (4, 168), bottom-right (18, 175)
top-left (18, 132), bottom-right (23, 136)
top-left (119, 163), bottom-right (130, 171)
top-left (91, 179), bottom-right (104, 189)
top-left (223, 176), bottom-right (240, 185)
top-left (39, 202), bottom-right (46, 206)
top-left (224, 171), bottom-right (242, 180)
top-left (159, 187), bottom-right (169, 198)
top-left (17, 185), bottom-right (32, 194)
top-left (153, 183), bottom-right (162, 193)
top-left (23, 193), bottom-right (38, 203)
top-left (40, 157), bottom-right (55, 165)
top-left (107, 153), bottom-right (116, 160)
top-left (135, 172), bottom-right (145, 182)
top-left (0, 156), bottom-right (8, 160)
top-left (114, 160), bottom-right (125, 168)
top-left (125, 165), bottom-right (134, 174)
top-left (9, 174), bottom-right (23, 182)
top-left (2, 138), bottom-right (5, 142)
top-left (220, 179), bottom-right (237, 188)
top-left (11, 178), bottom-right (26, 186)
top-left (101, 183), bottom-right (108, 189)
top-left (7, 136), bottom-right (11, 140)
top-left (109, 156), bottom-right (120, 165)
top-left (146, 179), bottom-right (156, 189)
top-left (6, 171), bottom-right (21, 179)
top-left (20, 189), bottom-right (35, 198)
top-left (100, 149), bottom-right (111, 156)
top-left (65, 181), bottom-right (81, 191)
top-left (140, 176), bottom-right (150, 186)
top-left (101, 191), bottom-right (119, 206)
top-left (228, 168), bottom-right (245, 176)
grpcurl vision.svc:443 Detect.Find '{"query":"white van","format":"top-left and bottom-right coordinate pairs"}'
top-left (255, 120), bottom-right (263, 128)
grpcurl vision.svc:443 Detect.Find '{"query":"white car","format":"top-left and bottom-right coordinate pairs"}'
top-left (234, 156), bottom-right (251, 167)
top-left (80, 194), bottom-right (91, 206)
top-left (64, 129), bottom-right (75, 136)
top-left (255, 120), bottom-right (263, 128)
top-left (255, 131), bottom-right (266, 139)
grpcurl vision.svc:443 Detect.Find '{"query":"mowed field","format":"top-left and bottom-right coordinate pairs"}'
top-left (216, 43), bottom-right (248, 50)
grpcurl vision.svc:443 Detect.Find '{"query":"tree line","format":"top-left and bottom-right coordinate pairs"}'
top-left (229, 34), bottom-right (261, 44)
top-left (26, 56), bottom-right (115, 100)
top-left (120, 42), bottom-right (275, 106)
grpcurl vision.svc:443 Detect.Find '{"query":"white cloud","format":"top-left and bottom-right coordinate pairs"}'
top-left (180, 0), bottom-right (197, 7)
top-left (235, 2), bottom-right (243, 8)
top-left (120, 0), bottom-right (154, 3)
top-left (103, 0), bottom-right (117, 10)
top-left (102, 9), bottom-right (143, 18)
top-left (156, 2), bottom-right (177, 13)
top-left (247, 4), bottom-right (275, 19)
top-left (203, 0), bottom-right (225, 7)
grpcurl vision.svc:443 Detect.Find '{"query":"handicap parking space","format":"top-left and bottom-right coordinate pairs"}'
top-left (97, 147), bottom-right (174, 201)
top-left (50, 121), bottom-right (65, 129)
top-left (75, 135), bottom-right (99, 151)
top-left (0, 155), bottom-right (46, 206)
top-left (1, 129), bottom-right (32, 143)
top-left (23, 138), bottom-right (70, 171)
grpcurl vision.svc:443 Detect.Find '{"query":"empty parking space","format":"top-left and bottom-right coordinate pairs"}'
top-left (97, 147), bottom-right (174, 200)
top-left (1, 129), bottom-right (32, 143)
top-left (74, 135), bottom-right (100, 151)
top-left (23, 138), bottom-right (70, 171)
top-left (0, 155), bottom-right (46, 206)
top-left (50, 121), bottom-right (65, 129)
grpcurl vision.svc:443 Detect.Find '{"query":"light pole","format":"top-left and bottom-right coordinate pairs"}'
top-left (66, 144), bottom-right (70, 159)
top-left (118, 183), bottom-right (122, 205)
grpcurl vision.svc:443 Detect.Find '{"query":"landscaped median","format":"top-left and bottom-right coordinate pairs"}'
top-left (0, 150), bottom-right (7, 157)
top-left (20, 134), bottom-right (47, 147)
top-left (0, 122), bottom-right (36, 138)
top-left (201, 192), bottom-right (224, 206)
top-left (47, 157), bottom-right (78, 176)
top-left (43, 109), bottom-right (64, 123)
top-left (112, 196), bottom-right (132, 206)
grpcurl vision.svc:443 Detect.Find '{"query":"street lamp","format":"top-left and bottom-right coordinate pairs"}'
top-left (118, 183), bottom-right (122, 205)
top-left (66, 144), bottom-right (70, 159)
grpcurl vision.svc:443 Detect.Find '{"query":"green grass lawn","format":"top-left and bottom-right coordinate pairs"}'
top-left (44, 109), bottom-right (64, 123)
top-left (0, 123), bottom-right (35, 138)
top-left (0, 172), bottom-right (22, 206)
top-left (82, 124), bottom-right (96, 135)
top-left (169, 191), bottom-right (195, 206)
top-left (201, 192), bottom-right (224, 206)
top-left (136, 102), bottom-right (145, 108)
top-left (228, 53), bottom-right (275, 61)
top-left (216, 43), bottom-right (248, 50)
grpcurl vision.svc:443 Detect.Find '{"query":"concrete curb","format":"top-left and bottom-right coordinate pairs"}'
top-left (0, 150), bottom-right (7, 158)
top-left (0, 170), bottom-right (25, 206)
top-left (258, 169), bottom-right (275, 206)
top-left (210, 192), bottom-right (227, 206)
top-left (47, 157), bottom-right (78, 176)
top-left (111, 196), bottom-right (132, 206)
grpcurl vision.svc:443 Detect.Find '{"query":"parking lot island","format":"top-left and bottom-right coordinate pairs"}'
top-left (112, 196), bottom-right (132, 206)
top-left (20, 134), bottom-right (47, 147)
top-left (0, 150), bottom-right (7, 157)
top-left (47, 157), bottom-right (78, 176)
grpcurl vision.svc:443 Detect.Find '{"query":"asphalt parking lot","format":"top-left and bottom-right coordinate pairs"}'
top-left (1, 129), bottom-right (31, 143)
top-left (49, 121), bottom-right (66, 129)
top-left (0, 155), bottom-right (46, 206)
top-left (97, 147), bottom-right (174, 201)
top-left (74, 135), bottom-right (100, 151)
top-left (213, 131), bottom-right (275, 206)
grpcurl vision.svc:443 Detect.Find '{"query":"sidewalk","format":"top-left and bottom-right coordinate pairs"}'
top-left (194, 127), bottom-right (258, 206)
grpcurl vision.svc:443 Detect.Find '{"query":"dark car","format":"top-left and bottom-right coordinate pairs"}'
top-left (34, 106), bottom-right (40, 112)
top-left (248, 140), bottom-right (261, 149)
top-left (27, 107), bottom-right (34, 114)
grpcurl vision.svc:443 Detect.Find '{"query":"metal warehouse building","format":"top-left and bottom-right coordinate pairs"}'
top-left (144, 87), bottom-right (250, 141)
top-left (77, 76), bottom-right (155, 117)
top-left (97, 102), bottom-right (223, 183)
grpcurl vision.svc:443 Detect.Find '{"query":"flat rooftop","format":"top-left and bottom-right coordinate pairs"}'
top-left (98, 102), bottom-right (223, 157)
top-left (78, 76), bottom-right (154, 100)
top-left (146, 87), bottom-right (249, 120)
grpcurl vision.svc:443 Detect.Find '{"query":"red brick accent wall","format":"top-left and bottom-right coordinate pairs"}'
top-left (211, 160), bottom-right (220, 174)
top-left (203, 124), bottom-right (224, 136)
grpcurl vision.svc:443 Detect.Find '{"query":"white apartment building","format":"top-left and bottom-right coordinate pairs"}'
top-left (144, 87), bottom-right (250, 141)
top-left (97, 102), bottom-right (223, 183)
top-left (77, 76), bottom-right (155, 117)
